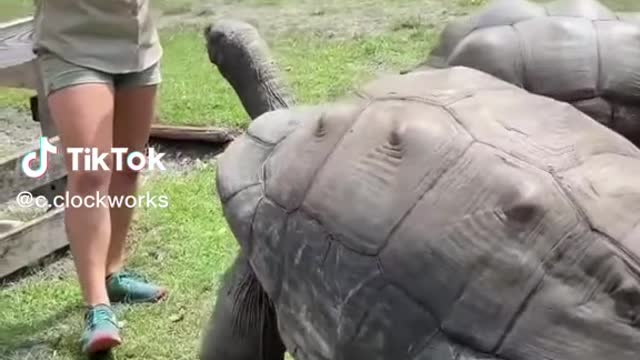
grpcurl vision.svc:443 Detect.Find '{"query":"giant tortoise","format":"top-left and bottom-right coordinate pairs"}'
top-left (421, 0), bottom-right (640, 145)
top-left (199, 21), bottom-right (640, 360)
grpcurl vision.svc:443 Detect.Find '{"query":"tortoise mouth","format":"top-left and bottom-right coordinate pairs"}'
top-left (203, 19), bottom-right (295, 120)
top-left (203, 28), bottom-right (223, 65)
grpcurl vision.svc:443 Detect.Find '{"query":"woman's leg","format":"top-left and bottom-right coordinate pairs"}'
top-left (48, 82), bottom-right (115, 307)
top-left (106, 83), bottom-right (156, 275)
top-left (104, 62), bottom-right (166, 303)
top-left (40, 52), bottom-right (122, 353)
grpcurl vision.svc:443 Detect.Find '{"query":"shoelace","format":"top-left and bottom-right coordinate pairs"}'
top-left (87, 307), bottom-right (115, 329)
top-left (112, 270), bottom-right (148, 283)
top-left (111, 270), bottom-right (153, 303)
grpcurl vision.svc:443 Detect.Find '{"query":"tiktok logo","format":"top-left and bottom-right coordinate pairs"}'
top-left (21, 137), bottom-right (58, 178)
top-left (21, 136), bottom-right (166, 178)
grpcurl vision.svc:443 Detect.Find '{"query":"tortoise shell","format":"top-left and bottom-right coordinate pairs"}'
top-left (216, 66), bottom-right (640, 359)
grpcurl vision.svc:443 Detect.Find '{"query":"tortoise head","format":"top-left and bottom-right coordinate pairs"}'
top-left (203, 19), bottom-right (295, 120)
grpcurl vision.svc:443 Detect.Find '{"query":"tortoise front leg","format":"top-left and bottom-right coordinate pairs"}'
top-left (200, 251), bottom-right (286, 360)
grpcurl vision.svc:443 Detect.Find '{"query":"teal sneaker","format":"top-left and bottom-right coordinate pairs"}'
top-left (81, 304), bottom-right (122, 354)
top-left (106, 270), bottom-right (167, 304)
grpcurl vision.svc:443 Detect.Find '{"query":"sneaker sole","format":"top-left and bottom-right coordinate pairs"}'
top-left (108, 287), bottom-right (169, 304)
top-left (86, 333), bottom-right (122, 353)
top-left (141, 288), bottom-right (168, 304)
top-left (114, 288), bottom-right (169, 304)
top-left (155, 288), bottom-right (168, 302)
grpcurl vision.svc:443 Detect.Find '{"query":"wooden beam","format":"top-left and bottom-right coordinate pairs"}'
top-left (619, 12), bottom-right (640, 24)
top-left (150, 123), bottom-right (239, 143)
top-left (0, 16), bottom-right (38, 90)
top-left (0, 207), bottom-right (67, 279)
top-left (30, 176), bottom-right (68, 206)
top-left (0, 220), bottom-right (23, 234)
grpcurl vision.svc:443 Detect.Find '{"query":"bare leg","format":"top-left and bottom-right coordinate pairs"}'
top-left (48, 83), bottom-right (115, 306)
top-left (105, 84), bottom-right (157, 275)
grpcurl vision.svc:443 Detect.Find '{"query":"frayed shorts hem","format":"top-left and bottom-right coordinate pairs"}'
top-left (37, 52), bottom-right (161, 96)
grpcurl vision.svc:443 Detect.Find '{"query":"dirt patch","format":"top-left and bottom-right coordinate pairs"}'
top-left (0, 106), bottom-right (40, 157)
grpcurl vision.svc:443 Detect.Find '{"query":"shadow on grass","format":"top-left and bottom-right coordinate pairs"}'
top-left (0, 247), bottom-right (72, 287)
top-left (87, 351), bottom-right (115, 360)
top-left (0, 302), bottom-right (82, 358)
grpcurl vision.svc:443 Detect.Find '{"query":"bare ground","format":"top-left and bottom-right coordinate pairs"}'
top-left (0, 107), bottom-right (40, 158)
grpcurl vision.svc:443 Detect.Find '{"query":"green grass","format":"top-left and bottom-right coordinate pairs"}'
top-left (0, 89), bottom-right (32, 112)
top-left (158, 25), bottom-right (436, 128)
top-left (0, 25), bottom-right (436, 129)
top-left (0, 165), bottom-right (238, 358)
top-left (0, 0), bottom-right (31, 22)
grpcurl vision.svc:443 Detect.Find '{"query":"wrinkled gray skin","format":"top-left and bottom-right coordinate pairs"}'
top-left (418, 0), bottom-right (640, 146)
top-left (201, 19), bottom-right (640, 360)
top-left (203, 20), bottom-right (295, 120)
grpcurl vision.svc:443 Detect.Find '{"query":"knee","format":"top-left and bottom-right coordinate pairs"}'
top-left (112, 162), bottom-right (142, 186)
top-left (68, 169), bottom-right (112, 195)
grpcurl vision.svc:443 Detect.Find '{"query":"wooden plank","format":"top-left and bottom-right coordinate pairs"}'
top-left (0, 220), bottom-right (23, 234)
top-left (0, 136), bottom-right (66, 205)
top-left (0, 16), bottom-right (38, 89)
top-left (0, 207), bottom-right (67, 279)
top-left (150, 124), bottom-right (239, 143)
top-left (619, 12), bottom-right (640, 24)
top-left (30, 176), bottom-right (67, 206)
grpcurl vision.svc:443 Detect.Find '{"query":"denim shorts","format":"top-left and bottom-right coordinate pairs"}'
top-left (37, 50), bottom-right (162, 96)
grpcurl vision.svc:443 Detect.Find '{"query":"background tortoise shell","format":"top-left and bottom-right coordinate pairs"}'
top-left (425, 0), bottom-right (640, 146)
